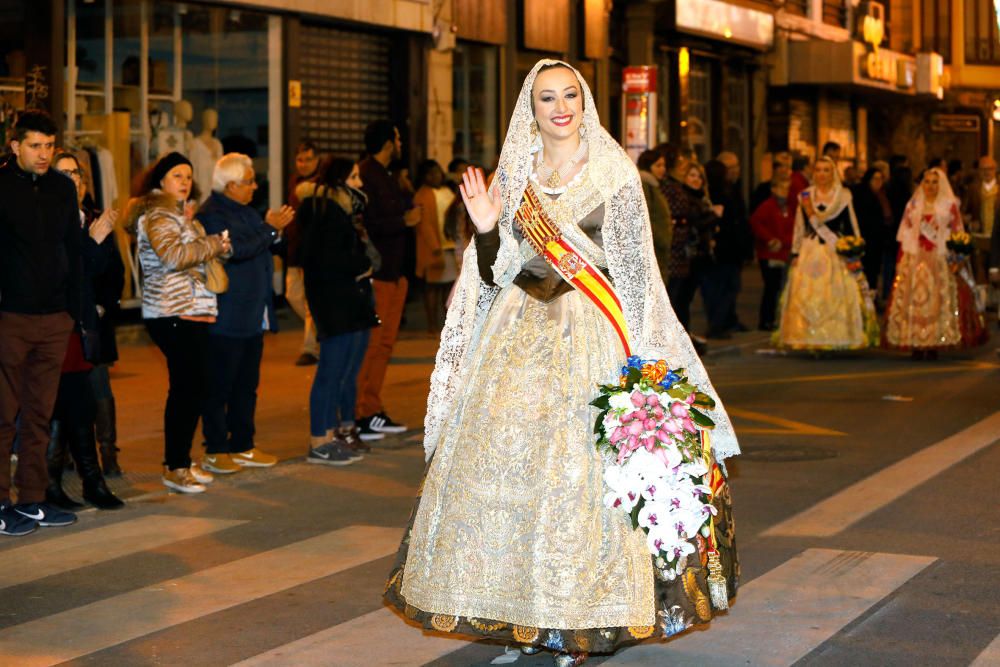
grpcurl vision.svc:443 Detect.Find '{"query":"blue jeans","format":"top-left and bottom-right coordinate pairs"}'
top-left (310, 330), bottom-right (370, 437)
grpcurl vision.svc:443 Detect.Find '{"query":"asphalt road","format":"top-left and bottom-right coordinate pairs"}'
top-left (1, 280), bottom-right (998, 667)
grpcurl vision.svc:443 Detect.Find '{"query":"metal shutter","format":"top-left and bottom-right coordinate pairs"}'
top-left (299, 24), bottom-right (392, 158)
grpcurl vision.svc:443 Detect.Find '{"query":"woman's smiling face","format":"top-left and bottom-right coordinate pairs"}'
top-left (532, 66), bottom-right (583, 142)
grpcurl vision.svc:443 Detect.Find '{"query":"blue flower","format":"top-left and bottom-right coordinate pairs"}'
top-left (626, 355), bottom-right (644, 369)
top-left (658, 372), bottom-right (681, 390)
top-left (543, 630), bottom-right (565, 651)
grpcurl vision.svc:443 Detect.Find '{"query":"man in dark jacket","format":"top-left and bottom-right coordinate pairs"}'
top-left (355, 121), bottom-right (421, 439)
top-left (0, 110), bottom-right (82, 535)
top-left (704, 152), bottom-right (753, 338)
top-left (197, 153), bottom-right (294, 475)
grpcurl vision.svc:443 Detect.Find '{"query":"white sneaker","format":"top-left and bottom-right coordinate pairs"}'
top-left (189, 462), bottom-right (215, 484)
top-left (163, 467), bottom-right (207, 494)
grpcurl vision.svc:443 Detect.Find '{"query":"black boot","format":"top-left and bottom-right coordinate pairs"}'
top-left (99, 442), bottom-right (123, 477)
top-left (68, 425), bottom-right (124, 510)
top-left (46, 421), bottom-right (84, 510)
top-left (95, 397), bottom-right (122, 477)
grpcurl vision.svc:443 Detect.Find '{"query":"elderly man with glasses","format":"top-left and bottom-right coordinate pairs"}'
top-left (196, 153), bottom-right (294, 475)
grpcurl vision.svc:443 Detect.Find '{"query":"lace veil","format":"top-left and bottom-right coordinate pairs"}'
top-left (898, 167), bottom-right (960, 255)
top-left (422, 59), bottom-right (740, 462)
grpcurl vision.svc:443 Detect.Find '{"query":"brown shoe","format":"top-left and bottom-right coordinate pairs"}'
top-left (338, 426), bottom-right (372, 454)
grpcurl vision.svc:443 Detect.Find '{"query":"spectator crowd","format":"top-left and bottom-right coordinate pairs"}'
top-left (2, 109), bottom-right (998, 538)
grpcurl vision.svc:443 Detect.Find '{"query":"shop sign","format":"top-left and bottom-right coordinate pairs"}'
top-left (930, 114), bottom-right (980, 133)
top-left (675, 0), bottom-right (774, 50)
top-left (622, 66), bottom-right (656, 94)
top-left (857, 2), bottom-right (886, 51)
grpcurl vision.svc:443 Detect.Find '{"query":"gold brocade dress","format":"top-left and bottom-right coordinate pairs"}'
top-left (384, 181), bottom-right (739, 654)
top-left (885, 213), bottom-right (962, 349)
top-left (776, 205), bottom-right (876, 350)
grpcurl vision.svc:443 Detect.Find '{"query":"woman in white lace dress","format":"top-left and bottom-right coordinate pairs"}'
top-left (384, 60), bottom-right (740, 665)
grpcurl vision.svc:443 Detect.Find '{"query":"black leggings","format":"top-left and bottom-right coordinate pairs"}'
top-left (145, 317), bottom-right (210, 470)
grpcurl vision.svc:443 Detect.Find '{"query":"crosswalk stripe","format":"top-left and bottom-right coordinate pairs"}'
top-left (971, 633), bottom-right (1000, 667)
top-left (603, 548), bottom-right (936, 666)
top-left (763, 411), bottom-right (1000, 537)
top-left (0, 525), bottom-right (402, 667)
top-left (0, 516), bottom-right (245, 590)
top-left (234, 607), bottom-right (467, 667)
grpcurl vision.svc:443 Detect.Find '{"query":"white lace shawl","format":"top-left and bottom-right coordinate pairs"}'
top-left (898, 167), bottom-right (962, 256)
top-left (422, 59), bottom-right (740, 462)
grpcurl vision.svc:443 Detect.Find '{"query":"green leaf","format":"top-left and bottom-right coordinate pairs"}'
top-left (689, 408), bottom-right (715, 428)
top-left (594, 410), bottom-right (608, 435)
top-left (667, 388), bottom-right (688, 400)
top-left (630, 499), bottom-right (644, 530)
top-left (590, 394), bottom-right (611, 410)
top-left (626, 367), bottom-right (642, 386)
top-left (693, 392), bottom-right (716, 409)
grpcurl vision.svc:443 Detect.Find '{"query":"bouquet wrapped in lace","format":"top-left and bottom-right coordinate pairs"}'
top-left (591, 356), bottom-right (729, 609)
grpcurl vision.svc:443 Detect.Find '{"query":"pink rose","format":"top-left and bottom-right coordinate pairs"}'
top-left (646, 394), bottom-right (661, 408)
top-left (643, 418), bottom-right (657, 431)
top-left (627, 421), bottom-right (644, 436)
top-left (670, 402), bottom-right (689, 418)
top-left (631, 391), bottom-right (646, 408)
top-left (652, 406), bottom-right (666, 420)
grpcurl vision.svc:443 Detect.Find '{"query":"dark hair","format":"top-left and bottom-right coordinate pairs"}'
top-left (822, 141), bottom-right (841, 156)
top-left (13, 110), bottom-right (58, 142)
top-left (448, 157), bottom-right (469, 173)
top-left (791, 155), bottom-right (809, 172)
top-left (137, 152), bottom-right (200, 201)
top-left (704, 159), bottom-right (727, 201)
top-left (657, 143), bottom-right (692, 172)
top-left (415, 159), bottom-right (442, 189)
top-left (317, 156), bottom-right (356, 191)
top-left (364, 120), bottom-right (397, 156)
top-left (637, 149), bottom-right (663, 173)
top-left (947, 159), bottom-right (962, 176)
top-left (295, 140), bottom-right (318, 156)
top-left (861, 167), bottom-right (882, 189)
top-left (53, 152), bottom-right (81, 171)
top-left (927, 157), bottom-right (944, 170)
top-left (531, 63), bottom-right (584, 112)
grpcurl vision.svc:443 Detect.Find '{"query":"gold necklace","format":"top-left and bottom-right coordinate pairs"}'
top-left (536, 139), bottom-right (588, 191)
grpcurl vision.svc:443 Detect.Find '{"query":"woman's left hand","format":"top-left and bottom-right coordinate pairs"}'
top-left (89, 209), bottom-right (118, 244)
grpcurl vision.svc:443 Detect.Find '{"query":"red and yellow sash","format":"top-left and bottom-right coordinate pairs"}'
top-left (514, 186), bottom-right (632, 356)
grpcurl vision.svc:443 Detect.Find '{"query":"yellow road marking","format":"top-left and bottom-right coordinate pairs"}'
top-left (720, 361), bottom-right (998, 388)
top-left (728, 407), bottom-right (846, 436)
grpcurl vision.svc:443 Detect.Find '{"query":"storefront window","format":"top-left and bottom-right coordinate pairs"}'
top-left (964, 0), bottom-right (1000, 64)
top-left (74, 0), bottom-right (106, 91)
top-left (688, 58), bottom-right (713, 164)
top-left (181, 5), bottom-right (270, 207)
top-left (453, 42), bottom-right (498, 168)
top-left (0, 0), bottom-right (26, 144)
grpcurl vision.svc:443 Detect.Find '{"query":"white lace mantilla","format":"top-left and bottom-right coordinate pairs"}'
top-left (422, 59), bottom-right (740, 463)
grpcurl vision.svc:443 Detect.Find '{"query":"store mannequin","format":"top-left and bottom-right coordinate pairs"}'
top-left (156, 99), bottom-right (194, 158)
top-left (191, 107), bottom-right (224, 203)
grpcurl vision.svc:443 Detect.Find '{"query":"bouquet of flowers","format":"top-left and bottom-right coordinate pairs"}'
top-left (835, 235), bottom-right (866, 273)
top-left (946, 231), bottom-right (974, 255)
top-left (591, 356), bottom-right (728, 608)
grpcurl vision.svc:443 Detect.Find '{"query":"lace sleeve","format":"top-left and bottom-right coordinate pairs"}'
top-left (604, 174), bottom-right (740, 460)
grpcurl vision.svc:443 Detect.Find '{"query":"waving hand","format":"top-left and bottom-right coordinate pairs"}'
top-left (458, 167), bottom-right (502, 234)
